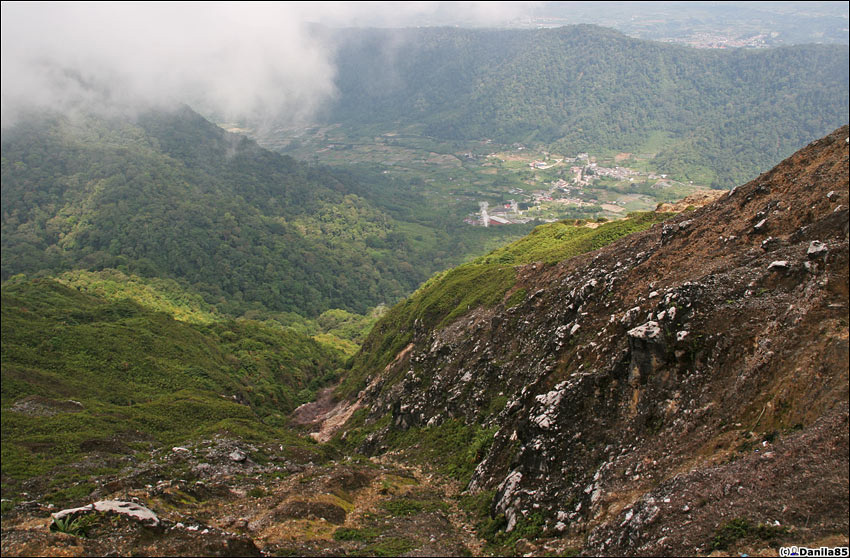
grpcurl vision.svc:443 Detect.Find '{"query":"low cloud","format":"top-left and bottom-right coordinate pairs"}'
top-left (1, 2), bottom-right (531, 128)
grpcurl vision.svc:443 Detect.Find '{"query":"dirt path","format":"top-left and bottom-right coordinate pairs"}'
top-left (375, 454), bottom-right (487, 556)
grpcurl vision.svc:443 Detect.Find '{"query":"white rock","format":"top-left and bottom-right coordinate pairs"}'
top-left (496, 470), bottom-right (523, 511)
top-left (505, 508), bottom-right (518, 532)
top-left (807, 240), bottom-right (828, 258)
top-left (590, 487), bottom-right (603, 504)
top-left (768, 260), bottom-right (789, 271)
top-left (628, 321), bottom-right (662, 340)
top-left (534, 415), bottom-right (552, 429)
top-left (52, 500), bottom-right (159, 526)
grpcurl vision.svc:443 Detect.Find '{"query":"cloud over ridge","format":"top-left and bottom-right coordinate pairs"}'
top-left (1, 2), bottom-right (528, 127)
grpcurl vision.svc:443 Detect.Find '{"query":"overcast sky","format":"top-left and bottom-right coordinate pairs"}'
top-left (0, 2), bottom-right (534, 127)
top-left (2, 2), bottom-right (847, 128)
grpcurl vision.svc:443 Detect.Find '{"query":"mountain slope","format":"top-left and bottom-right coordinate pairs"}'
top-left (332, 126), bottom-right (849, 555)
top-left (1, 279), bottom-right (343, 502)
top-left (325, 25), bottom-right (849, 186)
top-left (1, 107), bottom-right (522, 318)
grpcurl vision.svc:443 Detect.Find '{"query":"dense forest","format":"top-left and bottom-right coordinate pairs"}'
top-left (323, 25), bottom-right (849, 186)
top-left (0, 107), bottom-right (528, 318)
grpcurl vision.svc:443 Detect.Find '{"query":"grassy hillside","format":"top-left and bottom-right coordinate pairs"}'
top-left (1, 279), bottom-right (343, 502)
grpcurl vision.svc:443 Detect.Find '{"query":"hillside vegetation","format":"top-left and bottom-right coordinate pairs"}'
top-left (0, 108), bottom-right (529, 319)
top-left (1, 279), bottom-right (342, 502)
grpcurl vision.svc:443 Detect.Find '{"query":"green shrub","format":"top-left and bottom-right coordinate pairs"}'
top-left (710, 518), bottom-right (788, 550)
top-left (50, 513), bottom-right (96, 537)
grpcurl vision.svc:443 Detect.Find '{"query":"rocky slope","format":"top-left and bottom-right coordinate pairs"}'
top-left (338, 126), bottom-right (849, 555)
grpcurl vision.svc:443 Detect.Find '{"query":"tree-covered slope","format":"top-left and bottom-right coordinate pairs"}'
top-left (0, 107), bottom-right (506, 317)
top-left (326, 25), bottom-right (849, 186)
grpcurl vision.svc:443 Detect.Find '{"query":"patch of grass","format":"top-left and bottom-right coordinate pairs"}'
top-left (459, 490), bottom-right (495, 523)
top-left (50, 513), bottom-right (98, 538)
top-left (0, 499), bottom-right (15, 515)
top-left (477, 212), bottom-right (669, 266)
top-left (485, 394), bottom-right (509, 417)
top-left (47, 482), bottom-right (96, 504)
top-left (381, 420), bottom-right (498, 484)
top-left (461, 491), bottom-right (549, 555)
top-left (505, 288), bottom-right (527, 308)
top-left (333, 527), bottom-right (380, 541)
top-left (712, 518), bottom-right (750, 550)
top-left (481, 512), bottom-right (546, 554)
top-left (711, 518), bottom-right (790, 550)
top-left (378, 474), bottom-right (418, 495)
top-left (381, 497), bottom-right (447, 517)
top-left (364, 536), bottom-right (416, 557)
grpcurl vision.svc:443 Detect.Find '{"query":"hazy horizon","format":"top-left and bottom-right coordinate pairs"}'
top-left (2, 1), bottom-right (847, 128)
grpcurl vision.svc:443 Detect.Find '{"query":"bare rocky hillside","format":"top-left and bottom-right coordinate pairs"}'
top-left (341, 126), bottom-right (849, 555)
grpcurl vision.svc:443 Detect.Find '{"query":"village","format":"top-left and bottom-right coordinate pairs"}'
top-left (242, 123), bottom-right (707, 230)
top-left (464, 149), bottom-right (691, 226)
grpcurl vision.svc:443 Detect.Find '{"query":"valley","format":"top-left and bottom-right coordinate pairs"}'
top-left (3, 126), bottom-right (847, 557)
top-left (1, 9), bottom-right (848, 557)
top-left (242, 123), bottom-right (709, 225)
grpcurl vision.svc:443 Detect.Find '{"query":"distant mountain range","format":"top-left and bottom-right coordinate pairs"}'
top-left (322, 25), bottom-right (849, 186)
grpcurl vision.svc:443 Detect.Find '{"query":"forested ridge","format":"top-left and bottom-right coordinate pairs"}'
top-left (326, 25), bottom-right (849, 186)
top-left (0, 107), bottom-right (525, 318)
